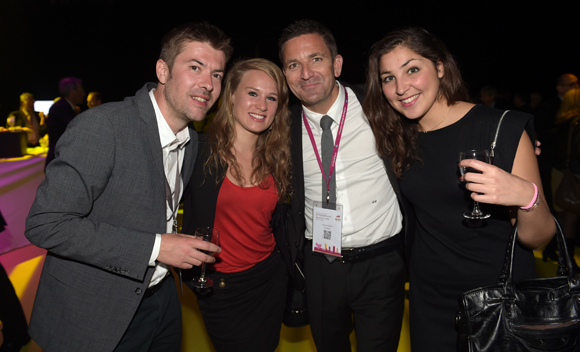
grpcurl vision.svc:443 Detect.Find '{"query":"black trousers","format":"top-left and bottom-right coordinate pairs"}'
top-left (114, 274), bottom-right (181, 352)
top-left (304, 242), bottom-right (406, 352)
top-left (197, 251), bottom-right (288, 352)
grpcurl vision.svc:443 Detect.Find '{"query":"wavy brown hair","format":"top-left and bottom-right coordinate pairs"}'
top-left (363, 27), bottom-right (469, 177)
top-left (205, 58), bottom-right (292, 200)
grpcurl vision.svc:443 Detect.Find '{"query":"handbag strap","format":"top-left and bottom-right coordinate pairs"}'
top-left (498, 217), bottom-right (580, 296)
top-left (490, 110), bottom-right (509, 158)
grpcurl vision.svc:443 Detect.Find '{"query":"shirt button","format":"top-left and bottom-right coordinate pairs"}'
top-left (135, 288), bottom-right (142, 295)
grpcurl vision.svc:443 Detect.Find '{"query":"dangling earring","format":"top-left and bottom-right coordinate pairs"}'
top-left (268, 120), bottom-right (274, 132)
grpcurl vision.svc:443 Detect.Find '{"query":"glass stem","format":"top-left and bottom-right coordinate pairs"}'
top-left (199, 262), bottom-right (207, 282)
top-left (472, 201), bottom-right (483, 216)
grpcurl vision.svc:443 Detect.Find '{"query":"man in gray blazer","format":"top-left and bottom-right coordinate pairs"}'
top-left (25, 22), bottom-right (232, 352)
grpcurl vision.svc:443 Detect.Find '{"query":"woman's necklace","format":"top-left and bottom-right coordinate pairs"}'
top-left (420, 105), bottom-right (453, 133)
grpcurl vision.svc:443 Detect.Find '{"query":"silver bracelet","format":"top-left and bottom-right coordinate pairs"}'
top-left (520, 192), bottom-right (541, 212)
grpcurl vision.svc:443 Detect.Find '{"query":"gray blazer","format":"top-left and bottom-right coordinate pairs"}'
top-left (25, 83), bottom-right (197, 352)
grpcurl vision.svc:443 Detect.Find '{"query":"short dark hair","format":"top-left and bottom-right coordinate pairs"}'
top-left (278, 19), bottom-right (337, 63)
top-left (58, 77), bottom-right (82, 98)
top-left (20, 92), bottom-right (34, 103)
top-left (480, 85), bottom-right (497, 96)
top-left (159, 22), bottom-right (233, 71)
top-left (88, 91), bottom-right (102, 100)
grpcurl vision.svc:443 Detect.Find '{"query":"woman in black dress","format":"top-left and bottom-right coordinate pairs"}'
top-left (363, 27), bottom-right (555, 350)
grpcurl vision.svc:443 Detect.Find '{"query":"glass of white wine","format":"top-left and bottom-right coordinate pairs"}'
top-left (193, 227), bottom-right (220, 289)
top-left (459, 150), bottom-right (491, 219)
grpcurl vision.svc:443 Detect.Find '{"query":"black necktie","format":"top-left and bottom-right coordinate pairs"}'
top-left (320, 115), bottom-right (335, 208)
top-left (320, 115), bottom-right (337, 263)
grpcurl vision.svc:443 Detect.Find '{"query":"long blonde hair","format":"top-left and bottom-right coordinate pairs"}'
top-left (205, 58), bottom-right (292, 200)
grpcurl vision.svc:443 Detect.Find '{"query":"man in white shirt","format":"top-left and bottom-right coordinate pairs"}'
top-left (6, 92), bottom-right (45, 146)
top-left (279, 19), bottom-right (407, 352)
top-left (25, 22), bottom-right (231, 352)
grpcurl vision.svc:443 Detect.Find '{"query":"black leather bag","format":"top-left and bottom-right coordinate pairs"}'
top-left (282, 284), bottom-right (308, 327)
top-left (456, 219), bottom-right (580, 351)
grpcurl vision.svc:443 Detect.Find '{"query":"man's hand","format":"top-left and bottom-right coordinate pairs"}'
top-left (157, 233), bottom-right (221, 269)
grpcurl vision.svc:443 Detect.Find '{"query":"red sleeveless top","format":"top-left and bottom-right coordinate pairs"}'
top-left (213, 174), bottom-right (278, 272)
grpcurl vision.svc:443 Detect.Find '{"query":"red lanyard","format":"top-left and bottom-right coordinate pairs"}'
top-left (302, 85), bottom-right (348, 204)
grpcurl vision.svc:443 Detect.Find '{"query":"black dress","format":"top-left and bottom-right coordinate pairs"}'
top-left (399, 105), bottom-right (538, 351)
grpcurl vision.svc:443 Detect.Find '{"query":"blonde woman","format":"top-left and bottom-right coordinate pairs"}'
top-left (182, 58), bottom-right (292, 352)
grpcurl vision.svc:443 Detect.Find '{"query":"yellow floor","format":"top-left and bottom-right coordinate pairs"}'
top-left (0, 246), bottom-right (568, 352)
top-left (178, 270), bottom-right (411, 352)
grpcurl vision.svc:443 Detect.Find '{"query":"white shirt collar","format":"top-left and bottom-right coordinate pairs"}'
top-left (148, 88), bottom-right (190, 150)
top-left (302, 81), bottom-right (345, 131)
top-left (64, 98), bottom-right (77, 112)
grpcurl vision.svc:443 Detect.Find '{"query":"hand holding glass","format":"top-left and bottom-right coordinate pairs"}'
top-left (459, 150), bottom-right (491, 219)
top-left (193, 227), bottom-right (220, 289)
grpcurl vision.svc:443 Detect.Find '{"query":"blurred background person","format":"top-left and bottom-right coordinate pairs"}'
top-left (45, 77), bottom-right (84, 170)
top-left (534, 74), bottom-right (579, 236)
top-left (479, 85), bottom-right (508, 109)
top-left (182, 58), bottom-right (292, 352)
top-left (86, 91), bottom-right (102, 109)
top-left (513, 90), bottom-right (533, 114)
top-left (551, 87), bottom-right (580, 269)
top-left (5, 92), bottom-right (46, 147)
top-left (530, 91), bottom-right (543, 111)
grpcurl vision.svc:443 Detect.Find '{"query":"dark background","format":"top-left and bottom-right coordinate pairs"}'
top-left (0, 0), bottom-right (577, 118)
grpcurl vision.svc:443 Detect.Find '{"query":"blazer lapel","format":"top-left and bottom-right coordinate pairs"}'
top-left (291, 104), bottom-right (305, 209)
top-left (136, 84), bottom-right (166, 216)
top-left (181, 127), bottom-right (198, 192)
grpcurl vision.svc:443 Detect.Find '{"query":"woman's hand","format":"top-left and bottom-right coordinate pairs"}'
top-left (459, 159), bottom-right (536, 208)
top-left (460, 130), bottom-right (554, 250)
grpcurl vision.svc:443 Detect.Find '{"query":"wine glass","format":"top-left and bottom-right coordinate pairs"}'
top-left (193, 227), bottom-right (220, 289)
top-left (459, 150), bottom-right (491, 219)
top-left (7, 116), bottom-right (15, 128)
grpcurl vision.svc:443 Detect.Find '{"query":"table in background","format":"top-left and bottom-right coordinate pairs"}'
top-left (0, 131), bottom-right (28, 158)
top-left (0, 156), bottom-right (45, 255)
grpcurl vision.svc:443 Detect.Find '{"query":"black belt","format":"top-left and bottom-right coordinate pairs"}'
top-left (144, 274), bottom-right (170, 298)
top-left (337, 234), bottom-right (401, 264)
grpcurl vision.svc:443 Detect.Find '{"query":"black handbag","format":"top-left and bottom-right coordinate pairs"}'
top-left (282, 284), bottom-right (308, 327)
top-left (456, 218), bottom-right (580, 351)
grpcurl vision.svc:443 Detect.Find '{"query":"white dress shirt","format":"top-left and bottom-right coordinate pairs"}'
top-left (147, 88), bottom-right (190, 287)
top-left (302, 82), bottom-right (402, 248)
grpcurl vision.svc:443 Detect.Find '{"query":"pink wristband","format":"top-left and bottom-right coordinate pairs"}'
top-left (520, 182), bottom-right (538, 210)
